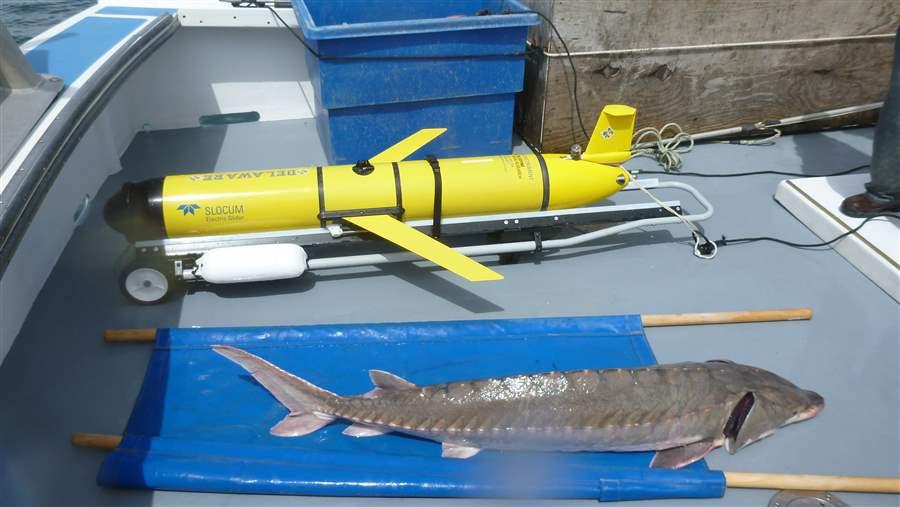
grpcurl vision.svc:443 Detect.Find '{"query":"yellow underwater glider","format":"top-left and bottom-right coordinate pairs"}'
top-left (106, 106), bottom-right (644, 302)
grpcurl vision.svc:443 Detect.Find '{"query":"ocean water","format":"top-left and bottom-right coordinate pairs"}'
top-left (1, 0), bottom-right (97, 44)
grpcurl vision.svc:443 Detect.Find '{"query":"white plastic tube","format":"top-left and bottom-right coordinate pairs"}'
top-left (195, 244), bottom-right (308, 283)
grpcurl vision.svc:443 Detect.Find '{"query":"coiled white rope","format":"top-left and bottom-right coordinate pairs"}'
top-left (631, 123), bottom-right (694, 171)
top-left (541, 33), bottom-right (896, 58)
top-left (631, 123), bottom-right (782, 171)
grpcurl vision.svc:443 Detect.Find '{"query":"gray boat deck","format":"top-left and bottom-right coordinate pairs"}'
top-left (1, 119), bottom-right (897, 506)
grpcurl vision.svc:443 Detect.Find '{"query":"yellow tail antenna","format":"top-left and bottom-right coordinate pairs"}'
top-left (582, 105), bottom-right (636, 164)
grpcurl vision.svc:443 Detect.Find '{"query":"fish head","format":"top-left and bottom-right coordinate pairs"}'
top-left (723, 367), bottom-right (824, 454)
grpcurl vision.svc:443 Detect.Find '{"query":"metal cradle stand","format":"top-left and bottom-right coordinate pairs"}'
top-left (124, 179), bottom-right (713, 303)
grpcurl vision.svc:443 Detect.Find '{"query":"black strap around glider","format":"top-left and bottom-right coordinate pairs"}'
top-left (316, 166), bottom-right (325, 227)
top-left (535, 151), bottom-right (550, 211)
top-left (521, 139), bottom-right (551, 211)
top-left (425, 154), bottom-right (443, 238)
top-left (392, 162), bottom-right (404, 216)
top-left (316, 163), bottom-right (405, 226)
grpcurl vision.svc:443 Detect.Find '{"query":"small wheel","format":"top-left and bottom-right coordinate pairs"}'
top-left (120, 261), bottom-right (174, 304)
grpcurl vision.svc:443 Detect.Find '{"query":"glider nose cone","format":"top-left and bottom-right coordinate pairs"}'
top-left (104, 178), bottom-right (166, 241)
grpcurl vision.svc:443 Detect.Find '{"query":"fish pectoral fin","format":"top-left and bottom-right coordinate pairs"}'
top-left (342, 422), bottom-right (388, 438)
top-left (270, 412), bottom-right (335, 437)
top-left (441, 442), bottom-right (481, 459)
top-left (724, 392), bottom-right (756, 454)
top-left (369, 369), bottom-right (417, 390)
top-left (649, 439), bottom-right (717, 469)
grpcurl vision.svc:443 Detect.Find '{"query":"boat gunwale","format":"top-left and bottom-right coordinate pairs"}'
top-left (0, 13), bottom-right (180, 275)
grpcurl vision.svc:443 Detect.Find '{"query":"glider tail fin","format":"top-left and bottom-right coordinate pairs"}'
top-left (583, 105), bottom-right (637, 164)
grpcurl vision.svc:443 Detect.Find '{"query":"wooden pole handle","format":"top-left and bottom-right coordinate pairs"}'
top-left (70, 431), bottom-right (897, 494)
top-left (726, 471), bottom-right (900, 494)
top-left (71, 432), bottom-right (122, 450)
top-left (641, 308), bottom-right (812, 327)
top-left (103, 308), bottom-right (812, 343)
top-left (103, 328), bottom-right (157, 343)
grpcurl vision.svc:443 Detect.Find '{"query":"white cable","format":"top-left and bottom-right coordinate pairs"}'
top-left (629, 102), bottom-right (881, 159)
top-left (628, 177), bottom-right (717, 260)
top-left (730, 128), bottom-right (781, 145)
top-left (541, 33), bottom-right (895, 57)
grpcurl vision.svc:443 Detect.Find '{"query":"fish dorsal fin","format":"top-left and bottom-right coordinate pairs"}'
top-left (369, 369), bottom-right (417, 390)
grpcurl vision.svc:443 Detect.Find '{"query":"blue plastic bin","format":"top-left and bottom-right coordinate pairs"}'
top-left (292, 0), bottom-right (539, 164)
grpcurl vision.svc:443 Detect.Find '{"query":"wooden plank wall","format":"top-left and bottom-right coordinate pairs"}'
top-left (518, 0), bottom-right (900, 152)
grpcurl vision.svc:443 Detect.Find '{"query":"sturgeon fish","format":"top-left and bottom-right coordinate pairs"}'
top-left (212, 346), bottom-right (824, 468)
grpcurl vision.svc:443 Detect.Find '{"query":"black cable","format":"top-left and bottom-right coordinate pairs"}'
top-left (637, 162), bottom-right (894, 255)
top-left (637, 163), bottom-right (870, 178)
top-left (717, 214), bottom-right (899, 249)
top-left (259, 3), bottom-right (318, 56)
top-left (529, 10), bottom-right (590, 141)
top-left (520, 131), bottom-right (543, 154)
top-left (524, 138), bottom-right (888, 255)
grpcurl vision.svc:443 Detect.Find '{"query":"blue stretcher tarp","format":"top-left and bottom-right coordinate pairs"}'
top-left (98, 316), bottom-right (727, 501)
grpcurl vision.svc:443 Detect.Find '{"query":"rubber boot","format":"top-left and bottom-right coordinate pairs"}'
top-left (841, 26), bottom-right (900, 218)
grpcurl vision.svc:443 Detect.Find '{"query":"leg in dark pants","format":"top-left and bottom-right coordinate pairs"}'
top-left (841, 26), bottom-right (900, 218)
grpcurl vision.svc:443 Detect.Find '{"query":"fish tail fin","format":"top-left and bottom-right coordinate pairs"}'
top-left (583, 104), bottom-right (637, 164)
top-left (212, 345), bottom-right (339, 416)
